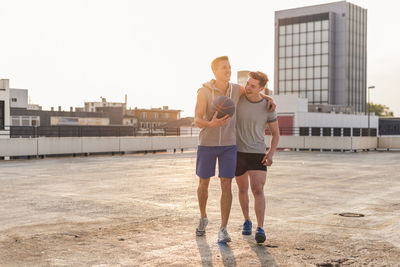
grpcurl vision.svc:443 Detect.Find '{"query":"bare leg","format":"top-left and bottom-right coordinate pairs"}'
top-left (197, 178), bottom-right (210, 218)
top-left (249, 170), bottom-right (267, 228)
top-left (235, 172), bottom-right (250, 221)
top-left (220, 177), bottom-right (233, 228)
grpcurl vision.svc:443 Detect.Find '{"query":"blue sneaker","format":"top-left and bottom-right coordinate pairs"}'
top-left (255, 227), bottom-right (266, 243)
top-left (242, 220), bottom-right (252, 235)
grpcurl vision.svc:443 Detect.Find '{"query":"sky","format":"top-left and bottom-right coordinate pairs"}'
top-left (1, 0), bottom-right (399, 117)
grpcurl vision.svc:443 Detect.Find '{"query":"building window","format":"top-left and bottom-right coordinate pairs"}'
top-left (11, 98), bottom-right (17, 102)
top-left (322, 20), bottom-right (329, 30)
top-left (154, 113), bottom-right (159, 119)
top-left (300, 127), bottom-right (309, 136)
top-left (286, 24), bottom-right (292, 34)
top-left (293, 23), bottom-right (300, 33)
top-left (22, 116), bottom-right (30, 126)
top-left (321, 90), bottom-right (328, 102)
top-left (333, 128), bottom-right (341, 136)
top-left (293, 34), bottom-right (299, 45)
top-left (141, 112), bottom-right (147, 119)
top-left (164, 113), bottom-right (169, 119)
top-left (293, 57), bottom-right (299, 68)
top-left (0, 101), bottom-right (4, 130)
top-left (322, 42), bottom-right (329, 54)
top-left (362, 128), bottom-right (369, 136)
top-left (322, 30), bottom-right (329, 42)
top-left (311, 127), bottom-right (321, 136)
top-left (12, 117), bottom-right (20, 126)
top-left (343, 128), bottom-right (351, 136)
top-left (280, 35), bottom-right (285, 46)
top-left (300, 23), bottom-right (307, 32)
top-left (315, 21), bottom-right (322, 31)
top-left (278, 18), bottom-right (330, 103)
top-left (352, 128), bottom-right (361, 136)
top-left (279, 70), bottom-right (285, 80)
top-left (279, 25), bottom-right (285, 35)
top-left (323, 128), bottom-right (331, 136)
top-left (286, 57), bottom-right (292, 68)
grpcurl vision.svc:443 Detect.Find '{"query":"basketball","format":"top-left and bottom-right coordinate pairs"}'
top-left (210, 95), bottom-right (236, 119)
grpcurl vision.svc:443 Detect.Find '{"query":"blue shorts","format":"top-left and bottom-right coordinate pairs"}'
top-left (196, 145), bottom-right (237, 179)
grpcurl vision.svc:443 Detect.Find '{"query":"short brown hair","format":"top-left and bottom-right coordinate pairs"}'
top-left (211, 56), bottom-right (229, 72)
top-left (248, 71), bottom-right (269, 88)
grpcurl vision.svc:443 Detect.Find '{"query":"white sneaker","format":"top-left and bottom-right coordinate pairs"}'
top-left (217, 227), bottom-right (231, 243)
top-left (196, 218), bottom-right (208, 236)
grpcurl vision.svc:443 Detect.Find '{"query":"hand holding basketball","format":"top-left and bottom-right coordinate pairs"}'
top-left (208, 112), bottom-right (229, 128)
top-left (210, 96), bottom-right (236, 119)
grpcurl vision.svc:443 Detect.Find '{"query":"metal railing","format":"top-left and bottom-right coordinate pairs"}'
top-left (0, 125), bottom-right (380, 138)
top-left (265, 126), bottom-right (377, 137)
top-left (0, 125), bottom-right (201, 138)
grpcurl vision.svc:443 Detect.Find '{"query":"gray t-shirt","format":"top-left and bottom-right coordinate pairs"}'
top-left (198, 80), bottom-right (241, 146)
top-left (236, 96), bottom-right (277, 153)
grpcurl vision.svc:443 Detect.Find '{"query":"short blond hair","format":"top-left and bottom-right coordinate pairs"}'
top-left (211, 56), bottom-right (229, 72)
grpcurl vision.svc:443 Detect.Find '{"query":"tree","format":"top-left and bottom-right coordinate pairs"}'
top-left (368, 102), bottom-right (394, 117)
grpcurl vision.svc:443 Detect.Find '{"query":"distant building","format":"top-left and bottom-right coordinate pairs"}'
top-left (272, 95), bottom-right (378, 136)
top-left (9, 89), bottom-right (41, 126)
top-left (123, 115), bottom-right (138, 126)
top-left (0, 79), bottom-right (10, 138)
top-left (237, 71), bottom-right (250, 87)
top-left (10, 88), bottom-right (28, 109)
top-left (126, 106), bottom-right (181, 129)
top-left (95, 106), bottom-right (124, 125)
top-left (275, 1), bottom-right (367, 113)
top-left (28, 104), bottom-right (42, 110)
top-left (84, 96), bottom-right (126, 112)
top-left (3, 83), bottom-right (182, 132)
top-left (11, 108), bottom-right (110, 127)
top-left (379, 118), bottom-right (400, 136)
top-left (9, 89), bottom-right (110, 126)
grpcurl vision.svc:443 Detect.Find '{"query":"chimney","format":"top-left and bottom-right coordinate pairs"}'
top-left (51, 107), bottom-right (54, 111)
top-left (163, 106), bottom-right (168, 110)
top-left (58, 106), bottom-right (62, 112)
top-left (125, 94), bottom-right (127, 105)
top-left (0, 79), bottom-right (9, 90)
top-left (70, 107), bottom-right (73, 112)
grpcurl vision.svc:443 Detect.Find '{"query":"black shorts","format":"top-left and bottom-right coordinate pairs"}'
top-left (235, 152), bottom-right (267, 176)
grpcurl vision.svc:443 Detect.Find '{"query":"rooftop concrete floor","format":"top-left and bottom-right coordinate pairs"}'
top-left (0, 150), bottom-right (399, 266)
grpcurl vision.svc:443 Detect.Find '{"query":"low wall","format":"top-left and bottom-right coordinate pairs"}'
top-left (0, 136), bottom-right (199, 157)
top-left (265, 136), bottom-right (380, 151)
top-left (1, 136), bottom-right (399, 158)
top-left (378, 137), bottom-right (400, 149)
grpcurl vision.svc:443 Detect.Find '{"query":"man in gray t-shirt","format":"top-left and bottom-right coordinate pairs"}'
top-left (235, 71), bottom-right (280, 244)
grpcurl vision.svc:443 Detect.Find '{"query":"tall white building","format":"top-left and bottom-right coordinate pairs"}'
top-left (275, 1), bottom-right (367, 113)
